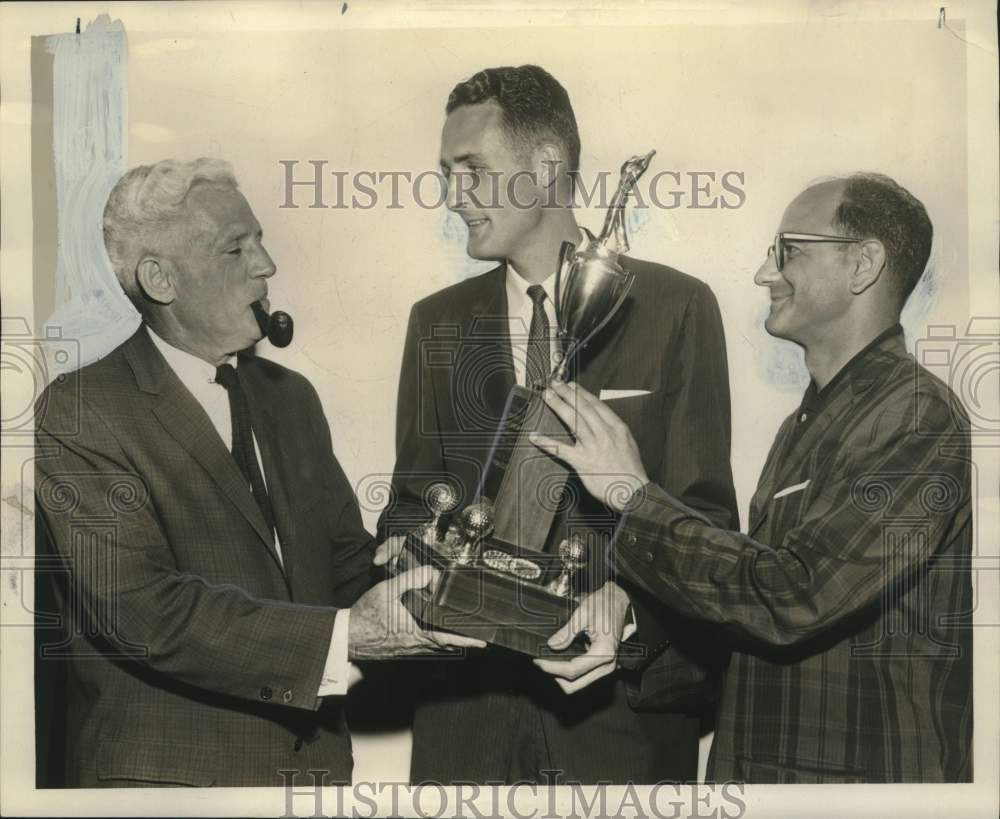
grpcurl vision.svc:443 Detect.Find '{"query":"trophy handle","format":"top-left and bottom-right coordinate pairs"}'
top-left (552, 240), bottom-right (577, 383)
top-left (554, 240), bottom-right (575, 329)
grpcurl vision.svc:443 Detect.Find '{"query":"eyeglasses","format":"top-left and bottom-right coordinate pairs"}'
top-left (767, 232), bottom-right (862, 272)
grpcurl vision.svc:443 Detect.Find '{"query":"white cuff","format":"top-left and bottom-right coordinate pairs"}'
top-left (555, 660), bottom-right (617, 694)
top-left (317, 609), bottom-right (362, 696)
top-left (622, 604), bottom-right (637, 642)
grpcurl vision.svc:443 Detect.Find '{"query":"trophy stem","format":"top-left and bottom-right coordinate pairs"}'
top-left (550, 358), bottom-right (569, 384)
top-left (548, 333), bottom-right (577, 385)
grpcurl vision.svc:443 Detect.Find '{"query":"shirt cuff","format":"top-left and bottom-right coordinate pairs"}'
top-left (622, 605), bottom-right (638, 642)
top-left (555, 660), bottom-right (617, 694)
top-left (317, 609), bottom-right (362, 696)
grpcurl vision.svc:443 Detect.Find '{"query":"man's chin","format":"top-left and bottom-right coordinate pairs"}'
top-left (465, 236), bottom-right (507, 262)
top-left (763, 314), bottom-right (794, 342)
top-left (233, 327), bottom-right (265, 353)
top-left (465, 237), bottom-right (503, 262)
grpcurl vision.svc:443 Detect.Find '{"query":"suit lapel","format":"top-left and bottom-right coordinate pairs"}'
top-left (474, 264), bottom-right (516, 413)
top-left (124, 328), bottom-right (282, 570)
top-left (449, 266), bottom-right (516, 472)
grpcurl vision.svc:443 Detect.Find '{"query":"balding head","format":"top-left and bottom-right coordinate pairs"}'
top-left (829, 173), bottom-right (932, 309)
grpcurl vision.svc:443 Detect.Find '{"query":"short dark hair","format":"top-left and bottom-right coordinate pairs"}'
top-left (446, 65), bottom-right (581, 175)
top-left (833, 172), bottom-right (933, 306)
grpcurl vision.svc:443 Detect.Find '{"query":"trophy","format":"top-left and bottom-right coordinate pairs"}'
top-left (552, 150), bottom-right (656, 382)
top-left (546, 535), bottom-right (587, 598)
top-left (401, 151), bottom-right (656, 656)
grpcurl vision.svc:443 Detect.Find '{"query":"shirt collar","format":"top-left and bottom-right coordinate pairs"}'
top-left (147, 326), bottom-right (236, 386)
top-left (505, 264), bottom-right (558, 317)
top-left (505, 229), bottom-right (586, 315)
top-left (800, 323), bottom-right (904, 413)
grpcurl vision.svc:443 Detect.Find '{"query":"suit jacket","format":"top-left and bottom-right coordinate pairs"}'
top-left (34, 326), bottom-right (375, 787)
top-left (615, 332), bottom-right (973, 782)
top-left (377, 259), bottom-right (739, 783)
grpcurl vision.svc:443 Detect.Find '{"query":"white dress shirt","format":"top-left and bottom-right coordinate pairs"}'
top-left (505, 265), bottom-right (561, 388)
top-left (147, 329), bottom-right (355, 696)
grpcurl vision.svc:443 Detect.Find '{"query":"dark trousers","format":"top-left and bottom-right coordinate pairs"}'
top-left (408, 653), bottom-right (700, 785)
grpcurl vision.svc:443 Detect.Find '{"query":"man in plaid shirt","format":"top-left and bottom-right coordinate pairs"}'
top-left (531, 172), bottom-right (973, 782)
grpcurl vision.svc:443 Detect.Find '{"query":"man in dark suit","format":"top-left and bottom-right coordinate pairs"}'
top-left (34, 158), bottom-right (481, 788)
top-left (377, 65), bottom-right (738, 784)
top-left (533, 173), bottom-right (974, 782)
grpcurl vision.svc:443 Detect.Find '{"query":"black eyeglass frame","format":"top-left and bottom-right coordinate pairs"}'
top-left (767, 232), bottom-right (862, 271)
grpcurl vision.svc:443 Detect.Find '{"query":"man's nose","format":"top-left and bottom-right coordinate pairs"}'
top-left (250, 244), bottom-right (277, 278)
top-left (754, 250), bottom-right (781, 287)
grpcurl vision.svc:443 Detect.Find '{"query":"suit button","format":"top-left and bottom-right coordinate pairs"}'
top-left (259, 686), bottom-right (273, 701)
top-left (282, 689), bottom-right (294, 704)
top-left (626, 533), bottom-right (638, 547)
top-left (644, 550), bottom-right (654, 563)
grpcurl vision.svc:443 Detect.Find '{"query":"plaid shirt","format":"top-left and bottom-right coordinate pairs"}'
top-left (616, 331), bottom-right (973, 782)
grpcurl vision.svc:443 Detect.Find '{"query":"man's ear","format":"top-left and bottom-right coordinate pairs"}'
top-left (135, 258), bottom-right (177, 305)
top-left (849, 238), bottom-right (886, 295)
top-left (534, 143), bottom-right (564, 190)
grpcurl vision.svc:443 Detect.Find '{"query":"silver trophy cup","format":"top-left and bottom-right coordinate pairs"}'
top-left (552, 150), bottom-right (655, 383)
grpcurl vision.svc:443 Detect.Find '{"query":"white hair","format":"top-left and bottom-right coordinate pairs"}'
top-left (102, 158), bottom-right (238, 309)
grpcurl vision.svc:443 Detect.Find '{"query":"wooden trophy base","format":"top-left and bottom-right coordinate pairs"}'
top-left (399, 385), bottom-right (590, 657)
top-left (400, 531), bottom-right (588, 657)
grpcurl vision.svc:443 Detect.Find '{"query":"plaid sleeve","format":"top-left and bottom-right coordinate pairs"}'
top-left (614, 391), bottom-right (971, 649)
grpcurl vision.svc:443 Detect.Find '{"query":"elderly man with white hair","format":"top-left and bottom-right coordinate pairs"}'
top-left (34, 158), bottom-right (481, 788)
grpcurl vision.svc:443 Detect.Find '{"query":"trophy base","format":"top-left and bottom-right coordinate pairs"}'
top-left (401, 532), bottom-right (588, 657)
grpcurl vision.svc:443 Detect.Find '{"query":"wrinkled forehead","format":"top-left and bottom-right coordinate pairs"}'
top-left (778, 180), bottom-right (845, 234)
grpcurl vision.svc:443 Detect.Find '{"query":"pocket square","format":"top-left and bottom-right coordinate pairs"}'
top-left (773, 479), bottom-right (810, 500)
top-left (599, 389), bottom-right (652, 400)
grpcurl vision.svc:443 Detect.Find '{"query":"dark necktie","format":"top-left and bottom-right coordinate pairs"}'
top-left (214, 363), bottom-right (276, 535)
top-left (525, 284), bottom-right (550, 388)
